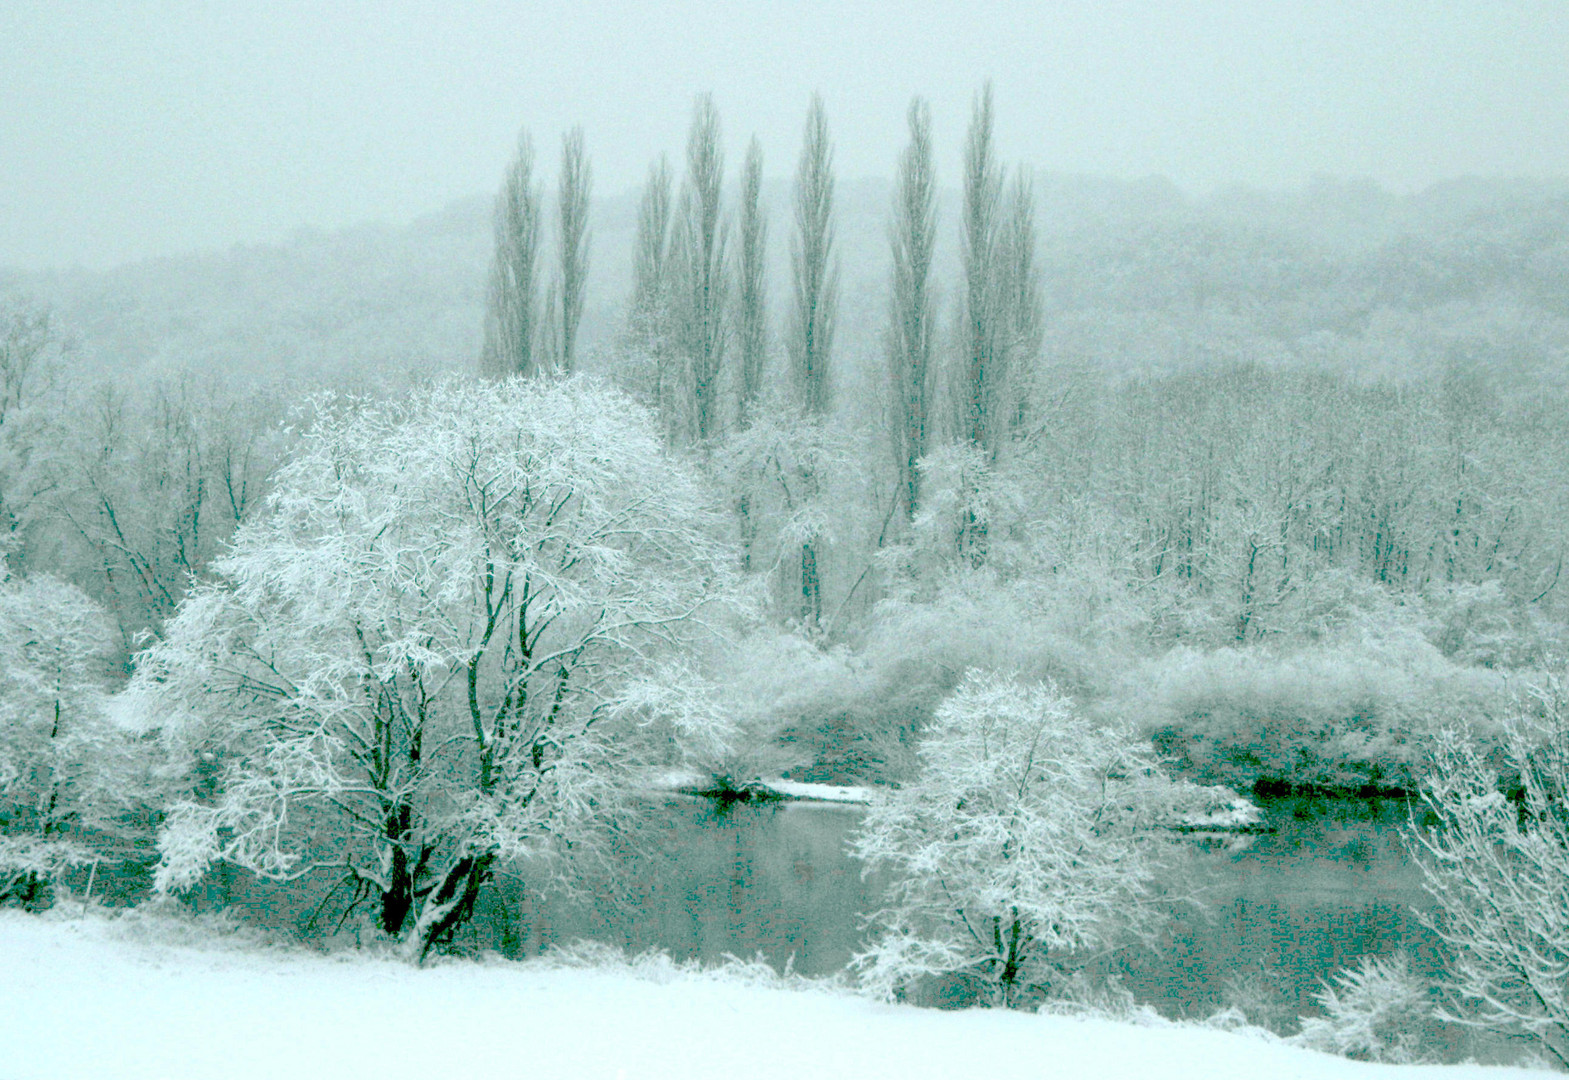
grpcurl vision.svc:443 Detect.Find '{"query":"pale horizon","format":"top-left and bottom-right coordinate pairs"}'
top-left (4, 0), bottom-right (1568, 271)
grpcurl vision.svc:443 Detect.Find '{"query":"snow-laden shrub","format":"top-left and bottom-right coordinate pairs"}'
top-left (1039, 971), bottom-right (1160, 1024)
top-left (0, 568), bottom-right (131, 908)
top-left (0, 836), bottom-right (96, 906)
top-left (1256, 568), bottom-right (1429, 647)
top-left (1214, 963), bottom-right (1294, 1035)
top-left (832, 554), bottom-right (1153, 785)
top-left (94, 898), bottom-right (301, 954)
top-left (542, 940), bottom-right (846, 993)
top-left (703, 629), bottom-right (863, 782)
top-left (1293, 954), bottom-right (1436, 1064)
top-left (1411, 673), bottom-right (1569, 1068)
top-left (1426, 579), bottom-right (1559, 669)
top-left (1116, 635), bottom-right (1509, 792)
top-left (619, 627), bottom-right (883, 788)
top-left (850, 671), bottom-right (1221, 1009)
top-left (867, 564), bottom-right (1135, 697)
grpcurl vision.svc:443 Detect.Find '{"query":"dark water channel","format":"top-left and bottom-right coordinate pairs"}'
top-left (521, 796), bottom-right (1437, 996)
top-left (504, 794), bottom-right (1490, 1057)
top-left (176, 793), bottom-right (1502, 1059)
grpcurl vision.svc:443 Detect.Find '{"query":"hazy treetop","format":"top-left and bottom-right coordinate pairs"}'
top-left (4, 0), bottom-right (1568, 271)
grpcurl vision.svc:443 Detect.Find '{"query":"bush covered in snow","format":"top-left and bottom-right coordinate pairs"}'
top-left (1294, 954), bottom-right (1438, 1064)
top-left (0, 567), bottom-right (135, 907)
top-left (541, 938), bottom-right (848, 994)
top-left (1411, 672), bottom-right (1569, 1068)
top-left (849, 671), bottom-right (1219, 1009)
top-left (1115, 635), bottom-right (1512, 794)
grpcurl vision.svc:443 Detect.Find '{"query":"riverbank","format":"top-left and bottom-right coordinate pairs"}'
top-left (0, 909), bottom-right (1549, 1080)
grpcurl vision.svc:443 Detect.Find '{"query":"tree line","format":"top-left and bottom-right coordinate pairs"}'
top-left (471, 87), bottom-right (1567, 671)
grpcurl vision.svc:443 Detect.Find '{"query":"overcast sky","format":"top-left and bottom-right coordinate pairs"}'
top-left (3, 0), bottom-right (1566, 271)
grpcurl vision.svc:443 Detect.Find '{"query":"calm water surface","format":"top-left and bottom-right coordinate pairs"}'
top-left (184, 793), bottom-right (1499, 1058)
top-left (518, 797), bottom-right (1441, 1017)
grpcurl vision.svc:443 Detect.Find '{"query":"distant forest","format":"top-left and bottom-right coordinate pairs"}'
top-left (4, 96), bottom-right (1569, 806)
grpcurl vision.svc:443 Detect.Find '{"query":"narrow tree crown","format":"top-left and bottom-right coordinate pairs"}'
top-left (960, 82), bottom-right (1005, 454)
top-left (789, 93), bottom-right (838, 417)
top-left (888, 96), bottom-right (938, 521)
top-left (736, 136), bottom-right (768, 429)
top-left (482, 132), bottom-right (543, 377)
top-left (555, 126), bottom-right (592, 373)
top-left (633, 155), bottom-right (674, 314)
top-left (676, 93), bottom-right (729, 442)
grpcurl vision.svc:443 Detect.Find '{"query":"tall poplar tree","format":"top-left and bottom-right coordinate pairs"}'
top-left (630, 155), bottom-right (677, 438)
top-left (632, 156), bottom-right (674, 315)
top-left (733, 136), bottom-right (770, 572)
top-left (553, 126), bottom-right (592, 373)
top-left (481, 131), bottom-right (543, 377)
top-left (888, 97), bottom-right (938, 523)
top-left (960, 83), bottom-right (1004, 458)
top-left (787, 94), bottom-right (839, 631)
top-left (789, 94), bottom-right (838, 417)
top-left (999, 169), bottom-right (1043, 436)
top-left (735, 137), bottom-right (768, 429)
top-left (676, 94), bottom-right (728, 443)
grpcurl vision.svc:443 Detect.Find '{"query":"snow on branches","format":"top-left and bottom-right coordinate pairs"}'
top-left (0, 568), bottom-right (123, 905)
top-left (127, 375), bottom-right (740, 957)
top-left (849, 670), bottom-right (1214, 1008)
top-left (1410, 673), bottom-right (1569, 1068)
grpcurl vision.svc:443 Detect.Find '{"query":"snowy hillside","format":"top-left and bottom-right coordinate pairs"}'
top-left (0, 911), bottom-right (1549, 1080)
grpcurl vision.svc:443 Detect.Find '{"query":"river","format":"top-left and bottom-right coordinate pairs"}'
top-left (175, 792), bottom-right (1499, 1058)
top-left (509, 797), bottom-right (1448, 1025)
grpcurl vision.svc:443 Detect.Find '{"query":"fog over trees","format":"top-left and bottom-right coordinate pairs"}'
top-left (5, 85), bottom-right (1569, 1062)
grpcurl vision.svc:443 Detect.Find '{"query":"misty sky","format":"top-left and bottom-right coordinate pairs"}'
top-left (3, 0), bottom-right (1566, 271)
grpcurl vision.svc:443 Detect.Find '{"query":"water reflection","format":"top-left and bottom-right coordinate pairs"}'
top-left (178, 792), bottom-right (1497, 1058)
top-left (519, 798), bottom-right (878, 976)
top-left (516, 794), bottom-right (1491, 1055)
top-left (525, 797), bottom-right (1431, 982)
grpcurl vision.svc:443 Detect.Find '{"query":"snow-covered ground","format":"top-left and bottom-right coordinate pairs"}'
top-left (0, 909), bottom-right (1550, 1080)
top-left (640, 769), bottom-right (872, 803)
top-left (760, 778), bottom-right (871, 803)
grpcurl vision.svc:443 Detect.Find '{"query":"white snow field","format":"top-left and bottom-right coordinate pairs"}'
top-left (0, 909), bottom-right (1552, 1080)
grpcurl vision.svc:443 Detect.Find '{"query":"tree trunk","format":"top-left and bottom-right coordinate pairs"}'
top-left (379, 801), bottom-right (417, 935)
top-left (380, 843), bottom-right (414, 936)
top-left (414, 851), bottom-right (496, 962)
top-left (737, 491), bottom-right (755, 572)
top-left (801, 541), bottom-right (821, 633)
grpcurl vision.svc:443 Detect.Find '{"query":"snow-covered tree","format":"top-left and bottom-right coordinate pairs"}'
top-left (481, 131), bottom-right (543, 377)
top-left (997, 168), bottom-right (1043, 439)
top-left (715, 400), bottom-right (860, 632)
top-left (623, 155), bottom-right (680, 438)
top-left (783, 94), bottom-right (839, 630)
top-left (551, 126), bottom-right (592, 373)
top-left (734, 136), bottom-right (768, 431)
top-left (128, 376), bottom-right (739, 958)
top-left (0, 299), bottom-right (59, 559)
top-left (958, 81), bottom-right (1004, 462)
top-left (673, 93), bottom-right (728, 443)
top-left (850, 671), bottom-right (1207, 1008)
top-left (788, 92), bottom-right (837, 419)
top-left (1410, 674), bottom-right (1569, 1067)
top-left (886, 97), bottom-right (938, 526)
top-left (0, 565), bottom-right (123, 905)
top-left (47, 372), bottom-right (288, 650)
